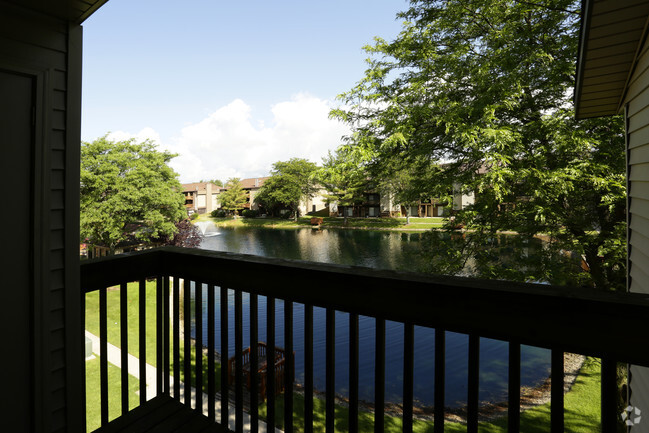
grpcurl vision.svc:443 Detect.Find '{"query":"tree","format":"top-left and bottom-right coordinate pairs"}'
top-left (219, 178), bottom-right (248, 214)
top-left (319, 149), bottom-right (368, 225)
top-left (255, 158), bottom-right (319, 220)
top-left (375, 155), bottom-right (441, 224)
top-left (80, 135), bottom-right (186, 254)
top-left (200, 179), bottom-right (223, 187)
top-left (331, 0), bottom-right (626, 290)
top-left (163, 219), bottom-right (202, 249)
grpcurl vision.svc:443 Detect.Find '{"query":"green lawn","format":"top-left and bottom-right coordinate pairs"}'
top-left (86, 281), bottom-right (159, 367)
top-left (85, 281), bottom-right (221, 392)
top-left (202, 215), bottom-right (445, 231)
top-left (259, 357), bottom-right (601, 433)
top-left (86, 356), bottom-right (140, 432)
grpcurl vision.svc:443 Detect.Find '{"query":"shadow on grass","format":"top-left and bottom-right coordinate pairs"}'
top-left (255, 358), bottom-right (602, 433)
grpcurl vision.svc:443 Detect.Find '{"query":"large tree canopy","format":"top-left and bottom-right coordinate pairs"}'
top-left (219, 178), bottom-right (248, 214)
top-left (255, 158), bottom-right (319, 220)
top-left (81, 136), bottom-right (186, 253)
top-left (331, 0), bottom-right (626, 290)
top-left (319, 150), bottom-right (369, 224)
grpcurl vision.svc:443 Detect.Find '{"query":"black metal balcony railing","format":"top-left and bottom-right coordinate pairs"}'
top-left (81, 246), bottom-right (649, 433)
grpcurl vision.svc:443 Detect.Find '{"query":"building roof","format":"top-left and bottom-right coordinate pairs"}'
top-left (181, 182), bottom-right (220, 193)
top-left (575, 0), bottom-right (649, 119)
top-left (8, 0), bottom-right (110, 24)
top-left (239, 177), bottom-right (269, 189)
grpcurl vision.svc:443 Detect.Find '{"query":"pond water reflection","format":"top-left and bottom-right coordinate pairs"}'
top-left (191, 225), bottom-right (556, 407)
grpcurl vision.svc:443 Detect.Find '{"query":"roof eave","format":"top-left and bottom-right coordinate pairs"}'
top-left (574, 0), bottom-right (594, 120)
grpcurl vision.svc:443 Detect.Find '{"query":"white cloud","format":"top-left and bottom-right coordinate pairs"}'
top-left (110, 94), bottom-right (351, 183)
top-left (107, 127), bottom-right (162, 146)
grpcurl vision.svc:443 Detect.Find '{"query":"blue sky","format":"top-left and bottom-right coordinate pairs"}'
top-left (82, 0), bottom-right (407, 182)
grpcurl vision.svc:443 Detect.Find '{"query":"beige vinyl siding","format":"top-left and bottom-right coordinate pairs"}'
top-left (624, 28), bottom-right (649, 430)
top-left (576, 0), bottom-right (649, 118)
top-left (626, 33), bottom-right (649, 293)
top-left (0, 4), bottom-right (73, 431)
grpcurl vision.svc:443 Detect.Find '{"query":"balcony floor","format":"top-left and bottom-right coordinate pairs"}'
top-left (94, 395), bottom-right (228, 433)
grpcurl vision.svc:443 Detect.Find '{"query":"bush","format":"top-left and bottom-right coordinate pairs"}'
top-left (189, 212), bottom-right (199, 220)
top-left (242, 209), bottom-right (259, 218)
top-left (211, 209), bottom-right (226, 218)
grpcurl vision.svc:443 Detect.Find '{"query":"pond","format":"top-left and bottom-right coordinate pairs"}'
top-left (191, 224), bottom-right (552, 408)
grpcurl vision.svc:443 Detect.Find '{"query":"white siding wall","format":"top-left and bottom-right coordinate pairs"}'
top-left (624, 31), bottom-right (649, 431)
top-left (197, 193), bottom-right (207, 208)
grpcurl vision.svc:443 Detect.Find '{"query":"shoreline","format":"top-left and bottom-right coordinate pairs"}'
top-left (187, 334), bottom-right (585, 424)
top-left (197, 217), bottom-right (537, 235)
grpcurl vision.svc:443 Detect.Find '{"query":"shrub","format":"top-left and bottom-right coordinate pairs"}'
top-left (211, 209), bottom-right (226, 218)
top-left (189, 212), bottom-right (199, 220)
top-left (242, 209), bottom-right (259, 218)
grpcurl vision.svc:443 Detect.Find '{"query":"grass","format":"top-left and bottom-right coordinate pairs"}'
top-left (86, 280), bottom-right (159, 367)
top-left (202, 215), bottom-right (445, 231)
top-left (85, 280), bottom-right (222, 395)
top-left (85, 356), bottom-right (140, 432)
top-left (86, 282), bottom-right (601, 433)
top-left (257, 357), bottom-right (601, 433)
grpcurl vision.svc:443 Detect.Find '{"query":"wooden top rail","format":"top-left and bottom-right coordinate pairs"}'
top-left (81, 246), bottom-right (649, 367)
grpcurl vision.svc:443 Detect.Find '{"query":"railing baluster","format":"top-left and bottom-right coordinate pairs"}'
top-left (173, 277), bottom-right (180, 401)
top-left (267, 296), bottom-right (276, 431)
top-left (120, 283), bottom-right (129, 415)
top-left (184, 278), bottom-right (191, 407)
top-left (508, 342), bottom-right (520, 433)
top-left (139, 279), bottom-right (147, 405)
top-left (349, 313), bottom-right (359, 433)
top-left (250, 294), bottom-right (259, 433)
top-left (163, 275), bottom-right (170, 395)
top-left (195, 281), bottom-right (203, 413)
top-left (173, 276), bottom-right (180, 399)
top-left (375, 318), bottom-right (385, 433)
top-left (100, 286), bottom-right (108, 426)
top-left (467, 334), bottom-right (479, 433)
top-left (156, 275), bottom-right (163, 396)
top-left (305, 304), bottom-right (314, 433)
top-left (235, 290), bottom-right (243, 433)
top-left (551, 350), bottom-right (564, 433)
top-left (326, 308), bottom-right (335, 433)
top-left (434, 328), bottom-right (445, 433)
top-left (601, 357), bottom-right (618, 433)
top-left (403, 323), bottom-right (414, 433)
top-left (284, 301), bottom-right (294, 433)
top-left (220, 287), bottom-right (229, 427)
top-left (208, 284), bottom-right (215, 422)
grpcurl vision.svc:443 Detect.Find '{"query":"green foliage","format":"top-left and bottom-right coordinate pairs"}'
top-left (331, 0), bottom-right (626, 290)
top-left (255, 158), bottom-right (319, 220)
top-left (211, 209), bottom-right (226, 218)
top-left (218, 178), bottom-right (248, 213)
top-left (242, 209), bottom-right (259, 218)
top-left (80, 135), bottom-right (186, 253)
top-left (200, 178), bottom-right (223, 187)
top-left (189, 212), bottom-right (199, 220)
top-left (319, 149), bottom-right (369, 222)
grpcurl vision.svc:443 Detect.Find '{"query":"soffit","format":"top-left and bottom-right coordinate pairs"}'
top-left (575, 0), bottom-right (649, 119)
top-left (4, 0), bottom-right (109, 24)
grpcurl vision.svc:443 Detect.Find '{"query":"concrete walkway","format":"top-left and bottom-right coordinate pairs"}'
top-left (85, 331), bottom-right (281, 433)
